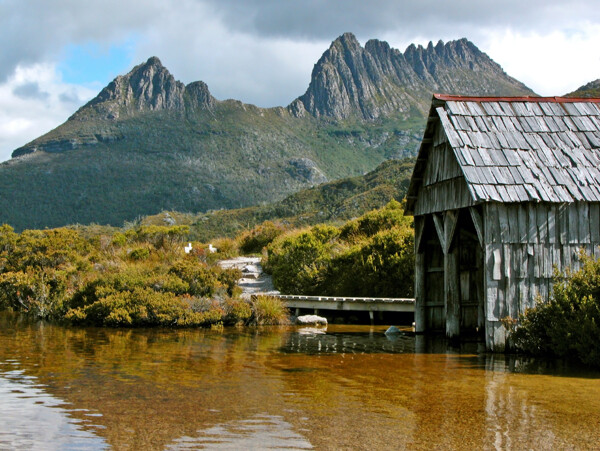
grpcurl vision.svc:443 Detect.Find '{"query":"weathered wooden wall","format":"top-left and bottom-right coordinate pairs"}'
top-left (483, 201), bottom-right (600, 350)
top-left (414, 125), bottom-right (475, 215)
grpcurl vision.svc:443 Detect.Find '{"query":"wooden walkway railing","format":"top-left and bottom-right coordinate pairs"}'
top-left (255, 294), bottom-right (415, 322)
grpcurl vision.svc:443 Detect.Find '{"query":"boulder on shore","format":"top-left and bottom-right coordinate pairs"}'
top-left (295, 315), bottom-right (327, 326)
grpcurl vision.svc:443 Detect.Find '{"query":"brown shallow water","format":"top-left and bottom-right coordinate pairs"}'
top-left (0, 313), bottom-right (599, 450)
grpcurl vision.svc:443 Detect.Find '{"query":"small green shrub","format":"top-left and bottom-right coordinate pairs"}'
top-left (223, 298), bottom-right (252, 324)
top-left (169, 260), bottom-right (220, 297)
top-left (129, 247), bottom-right (150, 261)
top-left (0, 269), bottom-right (67, 318)
top-left (111, 232), bottom-right (127, 247)
top-left (250, 295), bottom-right (290, 325)
top-left (238, 221), bottom-right (286, 254)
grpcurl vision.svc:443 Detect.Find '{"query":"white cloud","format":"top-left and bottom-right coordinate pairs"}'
top-left (130, 2), bottom-right (326, 107)
top-left (1, 0), bottom-right (600, 161)
top-left (0, 63), bottom-right (95, 162)
top-left (484, 24), bottom-right (600, 96)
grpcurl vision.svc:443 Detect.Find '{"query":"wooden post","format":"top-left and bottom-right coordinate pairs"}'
top-left (414, 216), bottom-right (426, 333)
top-left (443, 210), bottom-right (460, 340)
top-left (445, 245), bottom-right (460, 339)
top-left (415, 252), bottom-right (426, 333)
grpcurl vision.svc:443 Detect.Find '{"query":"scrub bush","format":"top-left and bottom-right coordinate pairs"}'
top-left (250, 295), bottom-right (290, 325)
top-left (264, 201), bottom-right (414, 298)
top-left (238, 221), bottom-right (285, 254)
top-left (510, 251), bottom-right (600, 367)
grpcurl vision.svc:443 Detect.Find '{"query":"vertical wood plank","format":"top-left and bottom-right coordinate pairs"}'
top-left (503, 244), bottom-right (512, 278)
top-left (498, 204), bottom-right (511, 242)
top-left (497, 277), bottom-right (506, 320)
top-left (558, 203), bottom-right (568, 244)
top-left (533, 244), bottom-right (541, 278)
top-left (580, 202), bottom-right (591, 243)
top-left (507, 261), bottom-right (517, 319)
top-left (544, 244), bottom-right (554, 278)
top-left (564, 244), bottom-right (572, 271)
top-left (552, 244), bottom-right (562, 274)
top-left (508, 207), bottom-right (519, 242)
top-left (590, 203), bottom-right (600, 243)
top-left (518, 280), bottom-right (529, 312)
top-left (527, 245), bottom-right (535, 279)
top-left (415, 252), bottom-right (426, 333)
top-left (527, 204), bottom-right (538, 243)
top-left (569, 203), bottom-right (579, 244)
top-left (537, 204), bottom-right (548, 243)
top-left (518, 244), bottom-right (529, 278)
top-left (518, 204), bottom-right (528, 243)
top-left (548, 204), bottom-right (556, 244)
top-left (445, 246), bottom-right (460, 339)
top-left (485, 243), bottom-right (498, 322)
top-left (493, 246), bottom-right (502, 280)
top-left (490, 203), bottom-right (501, 244)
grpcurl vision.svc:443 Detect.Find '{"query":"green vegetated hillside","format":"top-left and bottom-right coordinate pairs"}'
top-left (1, 33), bottom-right (534, 230)
top-left (566, 78), bottom-right (600, 98)
top-left (2, 105), bottom-right (409, 231)
top-left (139, 158), bottom-right (415, 241)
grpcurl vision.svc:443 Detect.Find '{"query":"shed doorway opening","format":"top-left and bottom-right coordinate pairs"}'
top-left (421, 208), bottom-right (484, 336)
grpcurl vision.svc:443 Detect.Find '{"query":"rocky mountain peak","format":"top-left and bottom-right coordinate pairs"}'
top-left (292, 34), bottom-right (534, 120)
top-left (72, 56), bottom-right (215, 121)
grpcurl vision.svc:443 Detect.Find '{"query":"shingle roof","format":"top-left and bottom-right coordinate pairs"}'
top-left (406, 94), bottom-right (600, 214)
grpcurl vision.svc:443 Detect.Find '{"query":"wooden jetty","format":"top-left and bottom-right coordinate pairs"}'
top-left (265, 294), bottom-right (415, 323)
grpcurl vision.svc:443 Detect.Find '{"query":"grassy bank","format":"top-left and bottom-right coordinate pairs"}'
top-left (0, 224), bottom-right (289, 327)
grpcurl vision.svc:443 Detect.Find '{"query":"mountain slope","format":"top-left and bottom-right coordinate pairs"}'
top-left (140, 158), bottom-right (416, 241)
top-left (0, 34), bottom-right (534, 230)
top-left (566, 78), bottom-right (600, 98)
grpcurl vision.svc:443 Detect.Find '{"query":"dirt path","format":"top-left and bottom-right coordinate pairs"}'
top-left (218, 257), bottom-right (280, 299)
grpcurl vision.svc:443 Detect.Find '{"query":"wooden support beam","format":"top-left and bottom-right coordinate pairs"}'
top-left (469, 207), bottom-right (484, 247)
top-left (443, 210), bottom-right (459, 254)
top-left (433, 213), bottom-right (446, 252)
top-left (414, 216), bottom-right (425, 254)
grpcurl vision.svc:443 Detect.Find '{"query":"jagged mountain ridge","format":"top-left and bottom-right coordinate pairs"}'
top-left (292, 33), bottom-right (533, 120)
top-left (2, 33), bottom-right (534, 230)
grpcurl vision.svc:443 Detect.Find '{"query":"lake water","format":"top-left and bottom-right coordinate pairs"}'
top-left (1, 312), bottom-right (599, 450)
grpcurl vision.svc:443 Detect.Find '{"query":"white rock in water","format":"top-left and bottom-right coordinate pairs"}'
top-left (295, 315), bottom-right (327, 326)
top-left (385, 326), bottom-right (401, 335)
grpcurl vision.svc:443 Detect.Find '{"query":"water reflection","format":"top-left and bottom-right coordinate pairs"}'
top-left (0, 313), bottom-right (599, 450)
top-left (0, 368), bottom-right (107, 450)
top-left (165, 414), bottom-right (312, 450)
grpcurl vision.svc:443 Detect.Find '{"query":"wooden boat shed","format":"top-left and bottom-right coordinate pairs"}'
top-left (405, 94), bottom-right (600, 351)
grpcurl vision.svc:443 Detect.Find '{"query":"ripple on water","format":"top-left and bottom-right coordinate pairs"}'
top-left (165, 413), bottom-right (313, 450)
top-left (0, 370), bottom-right (108, 451)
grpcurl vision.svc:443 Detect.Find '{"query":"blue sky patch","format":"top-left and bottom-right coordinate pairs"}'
top-left (57, 38), bottom-right (138, 87)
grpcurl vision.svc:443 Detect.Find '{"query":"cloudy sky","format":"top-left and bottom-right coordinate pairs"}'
top-left (1, 0), bottom-right (599, 162)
